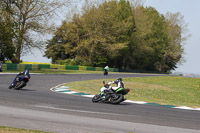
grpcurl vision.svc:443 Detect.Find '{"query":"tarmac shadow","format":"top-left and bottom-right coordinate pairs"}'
top-left (20, 89), bottom-right (36, 91)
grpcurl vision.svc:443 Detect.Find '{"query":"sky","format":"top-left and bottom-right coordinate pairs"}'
top-left (22, 0), bottom-right (200, 74)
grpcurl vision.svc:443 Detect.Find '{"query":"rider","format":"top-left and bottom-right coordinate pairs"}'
top-left (16, 69), bottom-right (31, 80)
top-left (9, 69), bottom-right (31, 89)
top-left (104, 65), bottom-right (109, 75)
top-left (100, 78), bottom-right (124, 99)
top-left (109, 78), bottom-right (124, 91)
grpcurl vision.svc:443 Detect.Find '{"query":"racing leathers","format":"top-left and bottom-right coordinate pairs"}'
top-left (100, 80), bottom-right (124, 98)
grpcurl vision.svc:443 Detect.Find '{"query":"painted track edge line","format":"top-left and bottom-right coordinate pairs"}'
top-left (50, 84), bottom-right (200, 111)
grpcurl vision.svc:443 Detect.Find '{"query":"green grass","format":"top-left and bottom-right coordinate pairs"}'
top-left (0, 126), bottom-right (53, 133)
top-left (64, 76), bottom-right (200, 108)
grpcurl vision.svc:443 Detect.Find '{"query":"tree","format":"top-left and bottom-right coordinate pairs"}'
top-left (45, 0), bottom-right (136, 67)
top-left (0, 1), bottom-right (15, 62)
top-left (0, 0), bottom-right (72, 64)
top-left (163, 12), bottom-right (188, 72)
top-left (125, 6), bottom-right (185, 72)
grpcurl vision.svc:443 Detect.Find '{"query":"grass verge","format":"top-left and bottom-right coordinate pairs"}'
top-left (0, 126), bottom-right (53, 133)
top-left (64, 76), bottom-right (200, 108)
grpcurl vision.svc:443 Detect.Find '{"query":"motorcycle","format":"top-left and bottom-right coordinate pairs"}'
top-left (104, 69), bottom-right (108, 76)
top-left (9, 70), bottom-right (31, 90)
top-left (92, 81), bottom-right (130, 104)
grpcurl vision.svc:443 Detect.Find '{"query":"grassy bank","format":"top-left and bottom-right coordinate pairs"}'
top-left (0, 126), bottom-right (52, 133)
top-left (64, 76), bottom-right (200, 108)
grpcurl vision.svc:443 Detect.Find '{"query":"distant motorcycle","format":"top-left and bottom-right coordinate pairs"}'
top-left (92, 81), bottom-right (130, 104)
top-left (9, 70), bottom-right (31, 90)
top-left (104, 69), bottom-right (108, 76)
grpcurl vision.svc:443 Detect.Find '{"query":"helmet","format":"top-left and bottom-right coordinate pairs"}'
top-left (104, 84), bottom-right (109, 88)
top-left (24, 69), bottom-right (29, 75)
top-left (117, 78), bottom-right (122, 82)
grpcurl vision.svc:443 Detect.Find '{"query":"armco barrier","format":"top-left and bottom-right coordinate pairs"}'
top-left (38, 64), bottom-right (50, 70)
top-left (96, 67), bottom-right (103, 71)
top-left (79, 66), bottom-right (87, 71)
top-left (17, 64), bottom-right (32, 71)
top-left (24, 64), bottom-right (32, 70)
top-left (58, 65), bottom-right (65, 70)
top-left (32, 64), bottom-right (39, 70)
top-left (7, 63), bottom-right (17, 70)
top-left (17, 64), bottom-right (25, 71)
top-left (1, 63), bottom-right (165, 73)
top-left (2, 64), bottom-right (7, 71)
top-left (3, 63), bottom-right (119, 72)
top-left (65, 65), bottom-right (79, 70)
top-left (86, 66), bottom-right (96, 71)
top-left (50, 64), bottom-right (58, 69)
top-left (114, 68), bottom-right (119, 72)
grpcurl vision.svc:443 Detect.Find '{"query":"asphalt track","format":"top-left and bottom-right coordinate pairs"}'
top-left (0, 73), bottom-right (200, 133)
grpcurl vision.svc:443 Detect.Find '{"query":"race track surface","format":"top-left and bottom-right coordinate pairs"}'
top-left (0, 73), bottom-right (200, 133)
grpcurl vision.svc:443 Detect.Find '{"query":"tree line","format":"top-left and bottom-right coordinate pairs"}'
top-left (45, 0), bottom-right (187, 73)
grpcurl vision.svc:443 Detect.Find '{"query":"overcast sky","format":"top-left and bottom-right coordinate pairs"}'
top-left (22, 0), bottom-right (200, 74)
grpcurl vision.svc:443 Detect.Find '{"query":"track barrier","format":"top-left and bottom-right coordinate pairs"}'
top-left (2, 63), bottom-right (119, 72)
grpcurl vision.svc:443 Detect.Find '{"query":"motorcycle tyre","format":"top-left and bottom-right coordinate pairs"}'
top-left (8, 85), bottom-right (12, 89)
top-left (14, 81), bottom-right (25, 90)
top-left (110, 94), bottom-right (124, 104)
top-left (92, 94), bottom-right (102, 103)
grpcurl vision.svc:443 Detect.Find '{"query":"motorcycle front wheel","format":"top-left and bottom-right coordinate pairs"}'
top-left (92, 94), bottom-right (102, 102)
top-left (110, 94), bottom-right (124, 104)
top-left (14, 81), bottom-right (25, 90)
top-left (8, 85), bottom-right (12, 89)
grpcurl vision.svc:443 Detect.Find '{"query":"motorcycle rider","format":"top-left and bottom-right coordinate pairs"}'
top-left (100, 78), bottom-right (124, 99)
top-left (9, 69), bottom-right (31, 89)
top-left (104, 65), bottom-right (109, 76)
top-left (14, 69), bottom-right (31, 83)
top-left (17, 69), bottom-right (31, 79)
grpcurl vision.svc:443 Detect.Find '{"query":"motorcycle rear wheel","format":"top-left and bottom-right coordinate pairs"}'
top-left (110, 94), bottom-right (124, 104)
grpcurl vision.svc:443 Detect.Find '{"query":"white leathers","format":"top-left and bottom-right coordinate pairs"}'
top-left (108, 81), bottom-right (124, 90)
top-left (100, 85), bottom-right (112, 92)
top-left (100, 80), bottom-right (124, 92)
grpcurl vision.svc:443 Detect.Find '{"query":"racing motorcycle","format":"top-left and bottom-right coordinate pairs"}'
top-left (104, 69), bottom-right (108, 76)
top-left (92, 81), bottom-right (130, 104)
top-left (8, 70), bottom-right (31, 90)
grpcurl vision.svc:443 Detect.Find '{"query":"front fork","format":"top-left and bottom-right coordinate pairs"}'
top-left (11, 76), bottom-right (20, 87)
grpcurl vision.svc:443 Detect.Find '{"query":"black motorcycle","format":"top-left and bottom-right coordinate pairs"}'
top-left (92, 81), bottom-right (130, 104)
top-left (9, 70), bottom-right (31, 90)
top-left (104, 69), bottom-right (108, 76)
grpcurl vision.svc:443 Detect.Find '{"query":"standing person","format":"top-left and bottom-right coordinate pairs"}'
top-left (0, 61), bottom-right (2, 72)
top-left (104, 65), bottom-right (109, 76)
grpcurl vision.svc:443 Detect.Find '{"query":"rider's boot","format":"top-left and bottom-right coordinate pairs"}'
top-left (100, 92), bottom-right (105, 100)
